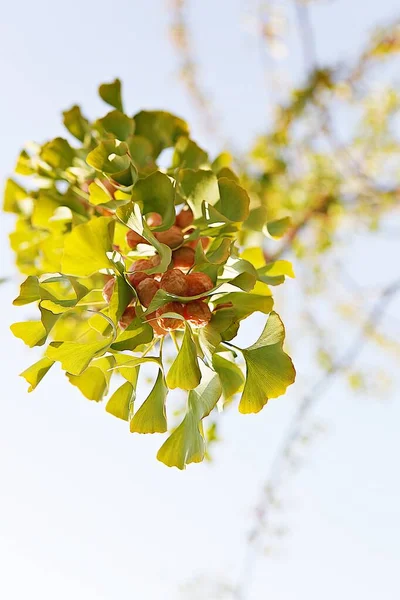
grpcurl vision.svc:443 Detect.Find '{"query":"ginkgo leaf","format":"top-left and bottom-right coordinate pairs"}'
top-left (257, 260), bottom-right (295, 286)
top-left (212, 353), bottom-right (244, 400)
top-left (3, 178), bottom-right (27, 213)
top-left (61, 216), bottom-right (114, 277)
top-left (133, 110), bottom-right (189, 156)
top-left (106, 381), bottom-right (135, 421)
top-left (178, 169), bottom-right (220, 219)
top-left (108, 276), bottom-right (133, 324)
top-left (264, 217), bottom-right (291, 239)
top-left (213, 292), bottom-right (274, 320)
top-left (97, 110), bottom-right (134, 141)
top-left (215, 177), bottom-right (250, 222)
top-left (117, 202), bottom-right (172, 274)
top-left (172, 137), bottom-right (208, 169)
top-left (130, 369), bottom-right (168, 433)
top-left (99, 78), bottom-right (123, 112)
top-left (62, 105), bottom-right (90, 142)
top-left (11, 321), bottom-right (47, 347)
top-left (157, 363), bottom-right (221, 469)
top-left (13, 275), bottom-right (41, 305)
top-left (67, 356), bottom-right (115, 401)
top-left (20, 357), bottom-right (55, 392)
top-left (111, 313), bottom-right (153, 351)
top-left (130, 171), bottom-right (176, 231)
top-left (238, 312), bottom-right (296, 414)
top-left (46, 338), bottom-right (111, 376)
top-left (166, 325), bottom-right (201, 390)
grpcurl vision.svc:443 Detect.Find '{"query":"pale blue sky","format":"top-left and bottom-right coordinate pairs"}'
top-left (1, 2), bottom-right (400, 599)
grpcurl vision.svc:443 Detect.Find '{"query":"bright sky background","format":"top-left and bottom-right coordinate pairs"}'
top-left (1, 1), bottom-right (400, 599)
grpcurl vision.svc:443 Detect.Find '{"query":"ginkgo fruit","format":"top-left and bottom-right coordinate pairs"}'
top-left (102, 277), bottom-right (115, 303)
top-left (172, 246), bottom-right (195, 270)
top-left (118, 306), bottom-right (137, 330)
top-left (175, 206), bottom-right (194, 229)
top-left (136, 278), bottom-right (160, 308)
top-left (156, 302), bottom-right (185, 331)
top-left (154, 225), bottom-right (184, 249)
top-left (185, 272), bottom-right (214, 296)
top-left (183, 300), bottom-right (212, 327)
top-left (160, 269), bottom-right (188, 296)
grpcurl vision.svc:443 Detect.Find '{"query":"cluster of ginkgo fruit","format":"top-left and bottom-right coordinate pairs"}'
top-left (102, 206), bottom-right (217, 336)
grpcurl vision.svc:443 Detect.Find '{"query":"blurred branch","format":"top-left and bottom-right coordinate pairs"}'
top-left (234, 275), bottom-right (400, 600)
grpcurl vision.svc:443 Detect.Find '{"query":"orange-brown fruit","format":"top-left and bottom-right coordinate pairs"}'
top-left (146, 212), bottom-right (163, 227)
top-left (102, 277), bottom-right (115, 303)
top-left (186, 236), bottom-right (211, 251)
top-left (185, 272), bottom-right (214, 297)
top-left (175, 206), bottom-right (194, 230)
top-left (183, 300), bottom-right (212, 327)
top-left (129, 255), bottom-right (161, 274)
top-left (136, 278), bottom-right (160, 308)
top-left (145, 311), bottom-right (168, 336)
top-left (156, 302), bottom-right (185, 331)
top-left (118, 306), bottom-right (137, 330)
top-left (160, 269), bottom-right (188, 296)
top-left (126, 230), bottom-right (147, 249)
top-left (127, 271), bottom-right (151, 289)
top-left (172, 246), bottom-right (196, 270)
top-left (154, 225), bottom-right (183, 249)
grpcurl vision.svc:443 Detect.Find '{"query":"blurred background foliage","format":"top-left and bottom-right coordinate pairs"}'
top-left (169, 1), bottom-right (400, 597)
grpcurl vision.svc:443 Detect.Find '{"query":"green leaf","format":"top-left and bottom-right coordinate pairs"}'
top-left (172, 137), bottom-right (208, 169)
top-left (130, 171), bottom-right (176, 231)
top-left (110, 312), bottom-right (153, 351)
top-left (215, 178), bottom-right (250, 222)
top-left (257, 260), bottom-right (295, 286)
top-left (178, 169), bottom-right (220, 220)
top-left (213, 292), bottom-right (274, 320)
top-left (3, 179), bottom-right (27, 213)
top-left (166, 325), bottom-right (201, 390)
top-left (62, 105), bottom-right (90, 142)
top-left (134, 110), bottom-right (189, 156)
top-left (238, 312), bottom-right (296, 414)
top-left (157, 363), bottom-right (222, 469)
top-left (219, 257), bottom-right (258, 292)
top-left (244, 206), bottom-right (268, 232)
top-left (40, 137), bottom-right (74, 170)
top-left (116, 203), bottom-right (172, 275)
top-left (130, 369), bottom-right (168, 433)
top-left (86, 139), bottom-right (136, 187)
top-left (264, 217), bottom-right (291, 239)
top-left (13, 276), bottom-right (41, 305)
top-left (99, 78), bottom-right (123, 112)
top-left (61, 216), bottom-right (114, 277)
top-left (11, 321), bottom-right (47, 347)
top-left (46, 337), bottom-right (112, 376)
top-left (97, 110), bottom-right (134, 141)
top-left (212, 353), bottom-right (244, 400)
top-left (216, 167), bottom-right (239, 182)
top-left (88, 181), bottom-right (112, 205)
top-left (108, 276), bottom-right (133, 323)
top-left (20, 357), bottom-right (54, 392)
top-left (67, 356), bottom-right (114, 401)
top-left (106, 380), bottom-right (135, 420)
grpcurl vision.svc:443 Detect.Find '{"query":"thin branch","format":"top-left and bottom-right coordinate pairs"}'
top-left (234, 275), bottom-right (400, 600)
